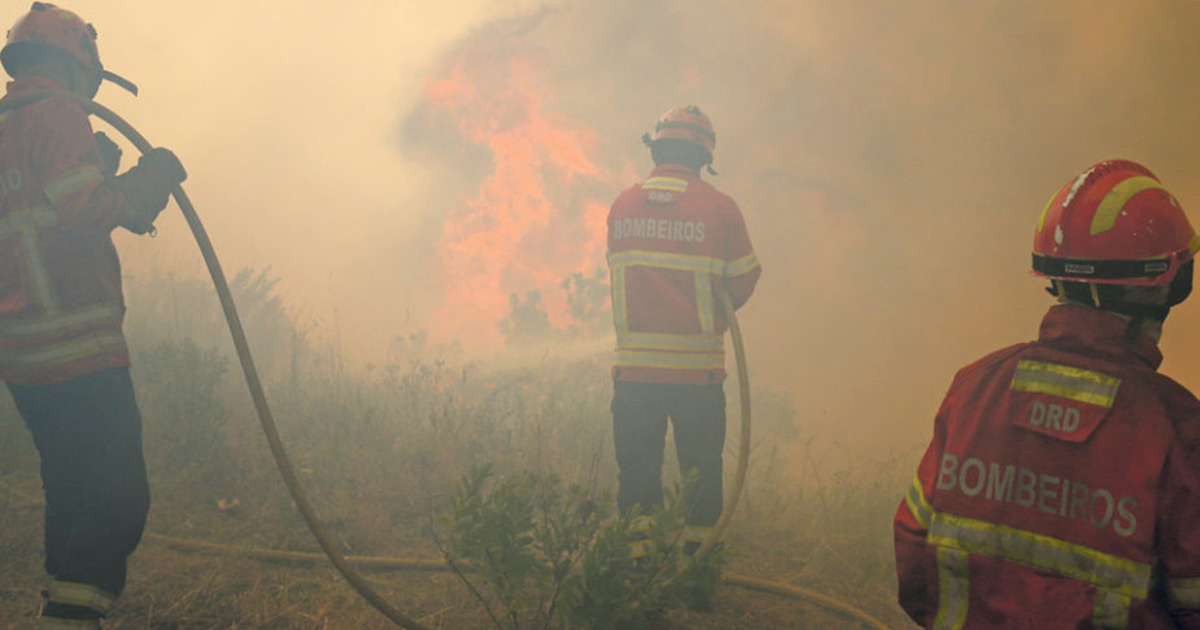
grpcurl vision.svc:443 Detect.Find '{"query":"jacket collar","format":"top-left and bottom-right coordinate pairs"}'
top-left (1038, 303), bottom-right (1163, 370)
top-left (6, 75), bottom-right (69, 96)
top-left (650, 163), bottom-right (700, 178)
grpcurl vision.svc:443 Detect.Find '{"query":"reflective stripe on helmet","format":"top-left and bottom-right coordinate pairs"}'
top-left (1032, 160), bottom-right (1198, 288)
top-left (1091, 176), bottom-right (1168, 236)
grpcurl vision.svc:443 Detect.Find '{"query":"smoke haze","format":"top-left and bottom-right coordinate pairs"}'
top-left (51, 1), bottom-right (1200, 459)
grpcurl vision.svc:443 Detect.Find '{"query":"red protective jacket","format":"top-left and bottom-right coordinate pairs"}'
top-left (895, 304), bottom-right (1200, 629)
top-left (607, 163), bottom-right (760, 385)
top-left (0, 77), bottom-right (135, 385)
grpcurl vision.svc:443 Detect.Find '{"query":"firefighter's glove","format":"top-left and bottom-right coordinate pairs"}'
top-left (94, 131), bottom-right (121, 177)
top-left (115, 148), bottom-right (187, 235)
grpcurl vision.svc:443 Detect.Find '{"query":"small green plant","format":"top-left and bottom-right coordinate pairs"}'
top-left (558, 480), bottom-right (726, 630)
top-left (435, 464), bottom-right (726, 630)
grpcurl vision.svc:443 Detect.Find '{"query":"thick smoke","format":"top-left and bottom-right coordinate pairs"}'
top-left (62, 1), bottom-right (1200, 458)
top-left (399, 1), bottom-right (1200, 457)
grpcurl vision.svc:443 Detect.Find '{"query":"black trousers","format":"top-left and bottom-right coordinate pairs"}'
top-left (611, 381), bottom-right (725, 527)
top-left (9, 367), bottom-right (150, 616)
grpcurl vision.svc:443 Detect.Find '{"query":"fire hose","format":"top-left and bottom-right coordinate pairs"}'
top-left (0, 90), bottom-right (432, 630)
top-left (0, 92), bottom-right (891, 630)
top-left (704, 287), bottom-right (751, 554)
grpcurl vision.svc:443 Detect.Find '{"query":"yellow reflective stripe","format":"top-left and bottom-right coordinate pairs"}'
top-left (683, 524), bottom-right (713, 544)
top-left (629, 539), bottom-right (654, 558)
top-left (608, 250), bottom-right (724, 274)
top-left (611, 265), bottom-right (629, 333)
top-left (628, 514), bottom-right (655, 558)
top-left (1010, 360), bottom-right (1122, 407)
top-left (48, 580), bottom-right (115, 613)
top-left (1092, 588), bottom-right (1131, 629)
top-left (1190, 233), bottom-right (1200, 254)
top-left (0, 205), bottom-right (57, 239)
top-left (928, 512), bottom-right (1151, 599)
top-left (0, 302), bottom-right (122, 340)
top-left (724, 252), bottom-right (760, 278)
top-left (933, 547), bottom-right (969, 630)
top-left (1036, 190), bottom-right (1057, 235)
top-left (615, 348), bottom-right (724, 370)
top-left (43, 164), bottom-right (102, 205)
top-left (0, 329), bottom-right (125, 368)
top-left (905, 474), bottom-right (932, 529)
top-left (695, 271), bottom-right (714, 335)
top-left (0, 205), bottom-right (61, 312)
top-left (643, 176), bottom-right (688, 193)
top-left (37, 618), bottom-right (101, 630)
top-left (1168, 577), bottom-right (1200, 609)
top-left (1091, 176), bottom-right (1167, 236)
top-left (617, 331), bottom-right (722, 351)
top-left (22, 223), bottom-right (57, 312)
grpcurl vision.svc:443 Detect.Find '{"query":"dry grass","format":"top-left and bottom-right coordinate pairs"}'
top-left (0, 273), bottom-right (915, 629)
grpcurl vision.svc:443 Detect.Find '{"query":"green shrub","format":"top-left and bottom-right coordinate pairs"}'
top-left (437, 464), bottom-right (725, 630)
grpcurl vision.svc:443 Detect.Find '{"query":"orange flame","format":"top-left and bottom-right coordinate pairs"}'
top-left (424, 41), bottom-right (611, 347)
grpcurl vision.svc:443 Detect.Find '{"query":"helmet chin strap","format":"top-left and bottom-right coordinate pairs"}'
top-left (1048, 281), bottom-right (1172, 322)
top-left (101, 69), bottom-right (138, 96)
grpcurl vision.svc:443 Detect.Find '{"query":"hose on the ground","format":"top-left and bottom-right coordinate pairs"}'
top-left (146, 532), bottom-right (892, 630)
top-left (0, 91), bottom-right (880, 629)
top-left (0, 90), bottom-right (432, 630)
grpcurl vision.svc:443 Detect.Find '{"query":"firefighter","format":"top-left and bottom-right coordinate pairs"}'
top-left (607, 105), bottom-right (760, 554)
top-left (894, 159), bottom-right (1200, 628)
top-left (0, 3), bottom-right (187, 628)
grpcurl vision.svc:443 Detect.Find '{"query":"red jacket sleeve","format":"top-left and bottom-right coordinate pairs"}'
top-left (895, 392), bottom-right (954, 628)
top-left (719, 196), bottom-right (759, 309)
top-left (1157, 435), bottom-right (1200, 626)
top-left (31, 97), bottom-right (128, 233)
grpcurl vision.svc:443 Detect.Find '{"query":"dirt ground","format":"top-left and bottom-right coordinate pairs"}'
top-left (0, 495), bottom-right (912, 629)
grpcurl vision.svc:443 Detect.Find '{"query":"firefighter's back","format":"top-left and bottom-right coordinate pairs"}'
top-left (925, 305), bottom-right (1200, 628)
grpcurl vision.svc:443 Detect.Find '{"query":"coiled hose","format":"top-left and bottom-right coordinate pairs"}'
top-left (0, 91), bottom-right (891, 630)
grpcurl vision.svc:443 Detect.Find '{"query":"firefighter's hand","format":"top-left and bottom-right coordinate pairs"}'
top-left (115, 148), bottom-right (187, 235)
top-left (138, 148), bottom-right (187, 186)
top-left (94, 131), bottom-right (121, 177)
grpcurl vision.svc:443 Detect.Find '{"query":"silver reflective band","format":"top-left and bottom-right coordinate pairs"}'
top-left (1010, 360), bottom-right (1121, 408)
top-left (615, 348), bottom-right (724, 370)
top-left (617, 331), bottom-right (723, 351)
top-left (608, 250), bottom-right (726, 274)
top-left (933, 547), bottom-right (969, 630)
top-left (38, 618), bottom-right (101, 630)
top-left (643, 176), bottom-right (688, 192)
top-left (43, 165), bottom-right (102, 205)
top-left (0, 205), bottom-right (57, 239)
top-left (47, 579), bottom-right (115, 613)
top-left (928, 512), bottom-right (1151, 599)
top-left (1092, 587), bottom-right (1132, 629)
top-left (1168, 577), bottom-right (1200, 609)
top-left (0, 302), bottom-right (122, 339)
top-left (905, 475), bottom-right (932, 529)
top-left (0, 329), bottom-right (125, 367)
top-left (725, 252), bottom-right (760, 277)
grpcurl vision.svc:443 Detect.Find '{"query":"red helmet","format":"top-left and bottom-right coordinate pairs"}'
top-left (2, 3), bottom-right (136, 96)
top-left (1032, 159), bottom-right (1199, 288)
top-left (646, 105), bottom-right (716, 154)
